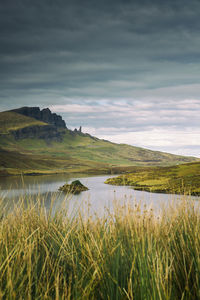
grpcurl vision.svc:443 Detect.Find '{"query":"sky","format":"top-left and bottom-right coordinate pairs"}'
top-left (0, 0), bottom-right (200, 157)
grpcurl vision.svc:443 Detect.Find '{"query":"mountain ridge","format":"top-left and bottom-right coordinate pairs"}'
top-left (11, 106), bottom-right (66, 128)
top-left (0, 107), bottom-right (198, 176)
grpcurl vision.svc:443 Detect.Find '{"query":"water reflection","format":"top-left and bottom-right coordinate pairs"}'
top-left (0, 174), bottom-right (199, 217)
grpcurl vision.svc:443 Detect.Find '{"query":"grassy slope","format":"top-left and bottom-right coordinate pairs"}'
top-left (0, 111), bottom-right (47, 133)
top-left (17, 132), bottom-right (196, 166)
top-left (105, 161), bottom-right (200, 195)
top-left (0, 111), bottom-right (198, 175)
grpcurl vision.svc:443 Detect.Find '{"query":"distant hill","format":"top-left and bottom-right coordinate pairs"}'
top-left (0, 107), bottom-right (198, 176)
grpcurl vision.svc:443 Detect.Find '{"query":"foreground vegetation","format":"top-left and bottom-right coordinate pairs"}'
top-left (0, 195), bottom-right (200, 299)
top-left (105, 161), bottom-right (200, 196)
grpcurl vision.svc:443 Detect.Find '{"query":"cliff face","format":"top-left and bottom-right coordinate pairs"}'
top-left (12, 107), bottom-right (66, 128)
top-left (11, 125), bottom-right (65, 142)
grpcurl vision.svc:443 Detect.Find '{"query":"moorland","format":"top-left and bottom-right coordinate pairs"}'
top-left (0, 107), bottom-right (198, 176)
top-left (105, 161), bottom-right (200, 196)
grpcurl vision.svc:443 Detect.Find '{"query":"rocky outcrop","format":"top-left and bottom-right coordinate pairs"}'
top-left (12, 107), bottom-right (66, 128)
top-left (11, 125), bottom-right (65, 142)
top-left (7, 106), bottom-right (88, 142)
top-left (59, 180), bottom-right (89, 194)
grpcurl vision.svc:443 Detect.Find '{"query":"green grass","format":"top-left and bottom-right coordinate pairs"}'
top-left (0, 110), bottom-right (199, 176)
top-left (0, 131), bottom-right (198, 176)
top-left (105, 162), bottom-right (200, 195)
top-left (0, 194), bottom-right (200, 299)
top-left (0, 111), bottom-right (46, 133)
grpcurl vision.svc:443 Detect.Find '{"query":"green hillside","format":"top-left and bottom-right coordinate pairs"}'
top-left (105, 161), bottom-right (200, 195)
top-left (0, 110), bottom-right (198, 176)
top-left (0, 111), bottom-right (47, 133)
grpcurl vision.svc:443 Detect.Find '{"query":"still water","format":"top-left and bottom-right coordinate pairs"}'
top-left (0, 174), bottom-right (199, 217)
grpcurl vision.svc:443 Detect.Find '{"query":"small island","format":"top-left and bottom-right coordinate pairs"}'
top-left (59, 180), bottom-right (89, 194)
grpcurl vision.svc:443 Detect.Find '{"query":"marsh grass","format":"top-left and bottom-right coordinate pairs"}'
top-left (105, 163), bottom-right (200, 196)
top-left (0, 194), bottom-right (199, 299)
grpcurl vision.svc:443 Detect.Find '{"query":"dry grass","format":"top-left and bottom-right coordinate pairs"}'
top-left (0, 194), bottom-right (199, 299)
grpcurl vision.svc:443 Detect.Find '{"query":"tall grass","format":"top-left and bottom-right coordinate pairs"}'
top-left (0, 195), bottom-right (199, 299)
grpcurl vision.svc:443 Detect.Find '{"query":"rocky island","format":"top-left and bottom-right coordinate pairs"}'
top-left (59, 180), bottom-right (89, 194)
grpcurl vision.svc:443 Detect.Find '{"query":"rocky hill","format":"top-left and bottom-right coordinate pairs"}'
top-left (0, 107), bottom-right (199, 176)
top-left (11, 124), bottom-right (65, 142)
top-left (11, 107), bottom-right (66, 128)
top-left (0, 109), bottom-right (66, 142)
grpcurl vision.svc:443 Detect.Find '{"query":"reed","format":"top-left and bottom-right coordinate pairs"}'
top-left (0, 194), bottom-right (199, 299)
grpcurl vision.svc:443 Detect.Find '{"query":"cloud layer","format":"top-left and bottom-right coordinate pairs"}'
top-left (0, 0), bottom-right (200, 156)
top-left (50, 100), bottom-right (200, 156)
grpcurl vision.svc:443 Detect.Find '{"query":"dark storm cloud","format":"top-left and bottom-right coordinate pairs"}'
top-left (1, 0), bottom-right (200, 105)
top-left (0, 0), bottom-right (200, 155)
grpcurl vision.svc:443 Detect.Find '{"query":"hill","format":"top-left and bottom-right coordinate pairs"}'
top-left (105, 161), bottom-right (200, 195)
top-left (0, 111), bottom-right (47, 133)
top-left (0, 107), bottom-right (198, 176)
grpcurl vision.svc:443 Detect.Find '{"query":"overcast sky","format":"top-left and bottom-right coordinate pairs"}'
top-left (0, 0), bottom-right (200, 157)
